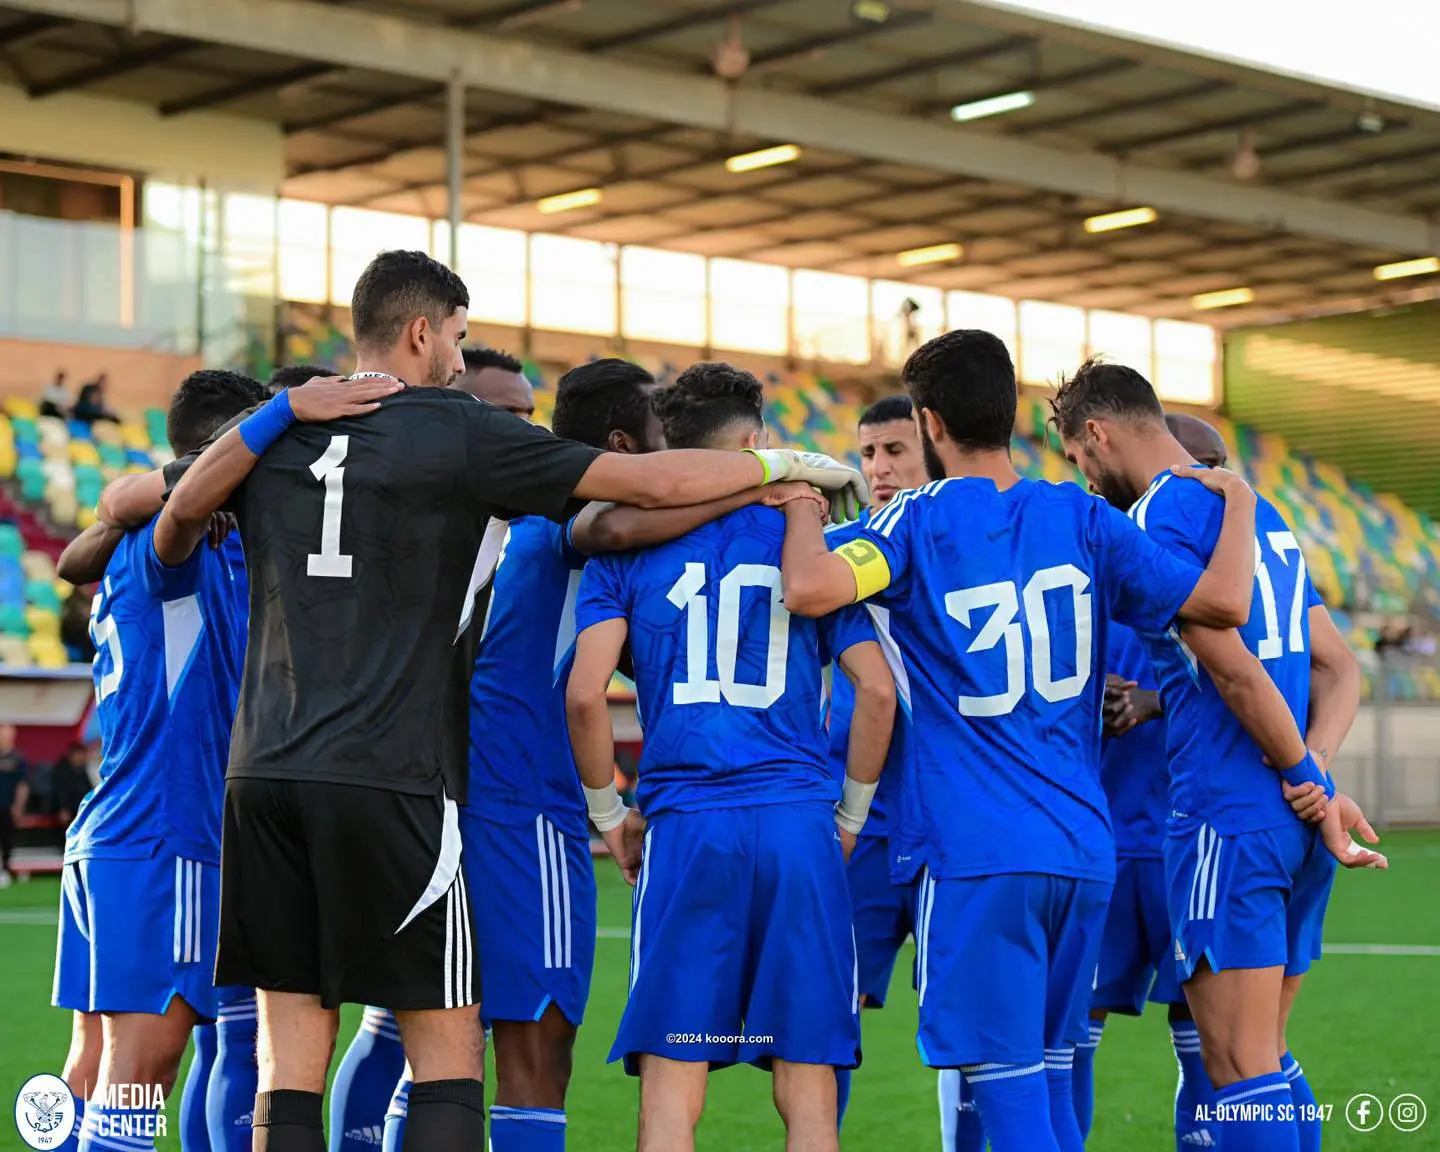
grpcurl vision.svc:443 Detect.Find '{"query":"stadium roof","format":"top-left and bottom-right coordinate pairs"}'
top-left (3, 0), bottom-right (1440, 327)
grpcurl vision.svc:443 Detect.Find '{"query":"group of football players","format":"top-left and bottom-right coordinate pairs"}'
top-left (44, 246), bottom-right (1386, 1152)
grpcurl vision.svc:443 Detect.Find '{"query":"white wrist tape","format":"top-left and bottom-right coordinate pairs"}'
top-left (834, 776), bottom-right (878, 836)
top-left (584, 782), bottom-right (629, 832)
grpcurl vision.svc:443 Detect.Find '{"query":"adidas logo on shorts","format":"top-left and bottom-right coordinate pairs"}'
top-left (1180, 1129), bottom-right (1218, 1147)
top-left (235, 1114), bottom-right (253, 1128)
top-left (345, 1126), bottom-right (385, 1145)
top-left (1174, 939), bottom-right (1186, 963)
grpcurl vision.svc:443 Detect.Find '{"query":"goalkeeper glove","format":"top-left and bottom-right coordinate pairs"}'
top-left (744, 449), bottom-right (869, 524)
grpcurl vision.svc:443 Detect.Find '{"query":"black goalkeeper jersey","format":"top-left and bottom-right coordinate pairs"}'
top-left (216, 387), bottom-right (600, 801)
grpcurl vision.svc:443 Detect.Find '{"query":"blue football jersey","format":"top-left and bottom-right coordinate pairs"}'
top-left (66, 519), bottom-right (248, 865)
top-left (468, 517), bottom-right (588, 836)
top-left (1129, 473), bottom-right (1317, 836)
top-left (1100, 623), bottom-right (1168, 860)
top-left (575, 505), bottom-right (876, 818)
top-left (824, 515), bottom-right (904, 841)
top-left (859, 478), bottom-right (1203, 883)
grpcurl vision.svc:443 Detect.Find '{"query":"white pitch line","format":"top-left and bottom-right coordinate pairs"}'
top-left (1323, 943), bottom-right (1440, 957)
top-left (1, 911), bottom-right (1435, 956)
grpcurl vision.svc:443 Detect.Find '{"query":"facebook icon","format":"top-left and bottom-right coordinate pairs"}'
top-left (1347, 1094), bottom-right (1383, 1132)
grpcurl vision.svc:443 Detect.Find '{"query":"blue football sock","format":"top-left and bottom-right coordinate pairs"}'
top-left (57, 1097), bottom-right (85, 1152)
top-left (207, 993), bottom-right (258, 1152)
top-left (330, 1009), bottom-right (405, 1152)
top-left (490, 1106), bottom-right (566, 1151)
top-left (954, 1088), bottom-right (987, 1152)
top-left (180, 1024), bottom-right (217, 1152)
top-left (835, 1068), bottom-right (851, 1130)
top-left (1046, 1049), bottom-right (1083, 1152)
top-left (963, 1062), bottom-right (1055, 1152)
top-left (1073, 1019), bottom-right (1104, 1139)
top-left (80, 1103), bottom-right (162, 1152)
top-left (1171, 1020), bottom-right (1219, 1149)
top-left (1282, 1051), bottom-right (1321, 1152)
top-left (380, 1077), bottom-right (410, 1152)
top-left (1215, 1072), bottom-right (1298, 1152)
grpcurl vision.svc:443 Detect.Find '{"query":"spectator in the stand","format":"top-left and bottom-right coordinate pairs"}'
top-left (0, 725), bottom-right (27, 886)
top-left (50, 744), bottom-right (92, 828)
top-left (40, 370), bottom-right (72, 419)
top-left (16, 745), bottom-right (89, 824)
top-left (73, 373), bottom-right (119, 424)
top-left (60, 587), bottom-right (95, 664)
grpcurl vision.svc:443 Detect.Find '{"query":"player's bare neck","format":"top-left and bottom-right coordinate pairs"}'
top-left (942, 447), bottom-right (1021, 491)
top-left (1128, 431), bottom-right (1194, 490)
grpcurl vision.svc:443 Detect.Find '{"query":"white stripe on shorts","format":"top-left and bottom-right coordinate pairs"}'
top-left (536, 815), bottom-right (553, 970)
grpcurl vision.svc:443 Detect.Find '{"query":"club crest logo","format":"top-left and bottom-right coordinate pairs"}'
top-left (14, 1074), bottom-right (75, 1150)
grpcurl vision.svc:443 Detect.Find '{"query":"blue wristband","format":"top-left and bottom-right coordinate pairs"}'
top-left (1281, 752), bottom-right (1335, 800)
top-left (238, 391), bottom-right (296, 456)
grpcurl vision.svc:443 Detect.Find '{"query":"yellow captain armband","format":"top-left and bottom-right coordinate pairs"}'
top-left (836, 538), bottom-right (891, 601)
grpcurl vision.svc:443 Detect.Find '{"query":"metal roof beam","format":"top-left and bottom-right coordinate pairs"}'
top-left (12, 0), bottom-right (1434, 254)
top-left (1014, 79), bottom-right (1229, 136)
top-left (744, 7), bottom-right (933, 71)
top-left (1, 13), bottom-right (67, 48)
top-left (810, 35), bottom-right (1035, 96)
top-left (586, 0), bottom-right (784, 52)
top-left (26, 36), bottom-right (195, 97)
top-left (1105, 100), bottom-right (1317, 155)
top-left (160, 60), bottom-right (335, 115)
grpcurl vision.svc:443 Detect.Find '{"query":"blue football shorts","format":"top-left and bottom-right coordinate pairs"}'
top-left (913, 870), bottom-right (1111, 1068)
top-left (1092, 855), bottom-right (1182, 1013)
top-left (53, 852), bottom-right (221, 1019)
top-left (1164, 819), bottom-right (1337, 982)
top-left (614, 802), bottom-right (860, 1075)
top-left (847, 834), bottom-right (917, 1008)
top-left (460, 810), bottom-right (597, 1029)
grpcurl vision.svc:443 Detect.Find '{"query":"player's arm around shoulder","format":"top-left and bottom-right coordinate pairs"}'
top-left (780, 495), bottom-right (889, 618)
top-left (566, 482), bottom-right (778, 555)
top-left (1167, 465), bottom-right (1256, 628)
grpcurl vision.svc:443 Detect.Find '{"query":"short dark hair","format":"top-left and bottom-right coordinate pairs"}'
top-left (1049, 357), bottom-right (1165, 441)
top-left (462, 347), bottom-right (524, 375)
top-left (167, 370), bottom-right (268, 457)
top-left (351, 250), bottom-right (469, 351)
top-left (859, 394), bottom-right (913, 427)
top-left (652, 362), bottom-right (764, 451)
top-left (551, 358), bottom-right (655, 450)
top-left (901, 329), bottom-right (1016, 451)
top-left (267, 363), bottom-right (336, 392)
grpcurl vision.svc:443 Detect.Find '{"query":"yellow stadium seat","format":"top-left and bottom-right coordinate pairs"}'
top-left (24, 606), bottom-right (58, 638)
top-left (90, 420), bottom-right (123, 448)
top-left (47, 492), bottom-right (78, 527)
top-left (21, 551), bottom-right (55, 583)
top-left (76, 506), bottom-right (98, 531)
top-left (0, 446), bottom-right (15, 480)
top-left (28, 636), bottom-right (68, 668)
top-left (0, 636), bottom-right (31, 667)
top-left (68, 440), bottom-right (100, 467)
top-left (4, 396), bottom-right (39, 420)
top-left (118, 423), bottom-right (151, 451)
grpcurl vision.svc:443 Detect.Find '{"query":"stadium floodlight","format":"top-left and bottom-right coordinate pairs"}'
top-left (537, 187), bottom-right (602, 214)
top-left (725, 144), bottom-right (802, 173)
top-left (950, 91), bottom-right (1035, 123)
top-left (1084, 207), bottom-right (1158, 234)
top-left (1374, 256), bottom-right (1440, 281)
top-left (1191, 287), bottom-right (1255, 310)
top-left (897, 243), bottom-right (962, 267)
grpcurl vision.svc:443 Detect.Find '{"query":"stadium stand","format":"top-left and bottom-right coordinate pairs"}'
top-left (2, 339), bottom-right (1437, 702)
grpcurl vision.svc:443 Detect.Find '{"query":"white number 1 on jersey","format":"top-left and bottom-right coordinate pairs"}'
top-left (308, 435), bottom-right (353, 578)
